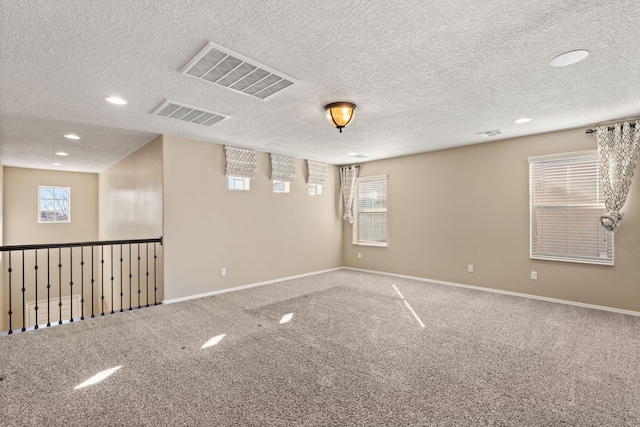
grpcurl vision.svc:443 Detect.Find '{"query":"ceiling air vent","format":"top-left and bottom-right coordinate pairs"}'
top-left (476, 129), bottom-right (503, 137)
top-left (152, 100), bottom-right (227, 126)
top-left (181, 42), bottom-right (296, 100)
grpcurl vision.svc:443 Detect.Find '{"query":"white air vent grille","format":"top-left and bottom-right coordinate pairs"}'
top-left (152, 100), bottom-right (227, 126)
top-left (476, 129), bottom-right (503, 137)
top-left (181, 42), bottom-right (296, 100)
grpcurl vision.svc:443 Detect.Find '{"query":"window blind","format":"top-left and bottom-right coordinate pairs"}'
top-left (356, 176), bottom-right (387, 245)
top-left (529, 152), bottom-right (613, 265)
top-left (306, 160), bottom-right (328, 185)
top-left (225, 146), bottom-right (257, 179)
top-left (270, 153), bottom-right (296, 182)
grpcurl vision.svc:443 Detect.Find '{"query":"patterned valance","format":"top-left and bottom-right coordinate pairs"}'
top-left (306, 160), bottom-right (328, 185)
top-left (270, 153), bottom-right (296, 182)
top-left (225, 146), bottom-right (257, 179)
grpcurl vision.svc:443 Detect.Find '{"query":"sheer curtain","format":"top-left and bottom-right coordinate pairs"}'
top-left (593, 120), bottom-right (640, 232)
top-left (340, 165), bottom-right (359, 223)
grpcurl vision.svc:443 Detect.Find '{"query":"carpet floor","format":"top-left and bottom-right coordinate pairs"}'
top-left (1, 269), bottom-right (639, 426)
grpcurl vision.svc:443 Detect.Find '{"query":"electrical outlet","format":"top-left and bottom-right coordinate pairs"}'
top-left (221, 268), bottom-right (227, 277)
top-left (358, 253), bottom-right (362, 259)
top-left (468, 264), bottom-right (474, 273)
top-left (531, 271), bottom-right (537, 280)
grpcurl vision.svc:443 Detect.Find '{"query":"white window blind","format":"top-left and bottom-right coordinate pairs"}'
top-left (529, 151), bottom-right (613, 265)
top-left (354, 175), bottom-right (387, 246)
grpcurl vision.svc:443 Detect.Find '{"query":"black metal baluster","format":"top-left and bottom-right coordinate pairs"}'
top-left (69, 247), bottom-right (74, 323)
top-left (154, 242), bottom-right (158, 305)
top-left (7, 252), bottom-right (12, 334)
top-left (91, 246), bottom-right (95, 318)
top-left (137, 243), bottom-right (141, 309)
top-left (34, 249), bottom-right (39, 329)
top-left (145, 243), bottom-right (149, 308)
top-left (101, 245), bottom-right (105, 316)
top-left (110, 245), bottom-right (114, 314)
top-left (119, 244), bottom-right (123, 312)
top-left (47, 249), bottom-right (51, 327)
top-left (58, 248), bottom-right (62, 325)
top-left (128, 244), bottom-right (132, 310)
top-left (21, 250), bottom-right (26, 331)
top-left (80, 246), bottom-right (85, 320)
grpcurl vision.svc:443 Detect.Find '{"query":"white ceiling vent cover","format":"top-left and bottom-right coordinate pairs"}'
top-left (181, 42), bottom-right (297, 100)
top-left (152, 100), bottom-right (227, 126)
top-left (476, 129), bottom-right (503, 137)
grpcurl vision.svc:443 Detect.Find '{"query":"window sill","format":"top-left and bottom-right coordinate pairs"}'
top-left (354, 242), bottom-right (387, 248)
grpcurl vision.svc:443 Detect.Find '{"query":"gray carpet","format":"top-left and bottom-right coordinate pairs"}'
top-left (1, 269), bottom-right (639, 426)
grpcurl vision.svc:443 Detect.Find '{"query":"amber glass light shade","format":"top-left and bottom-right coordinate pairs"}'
top-left (324, 102), bottom-right (357, 133)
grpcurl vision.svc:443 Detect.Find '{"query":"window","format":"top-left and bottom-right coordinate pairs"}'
top-left (308, 184), bottom-right (323, 195)
top-left (39, 186), bottom-right (70, 223)
top-left (353, 175), bottom-right (387, 246)
top-left (529, 151), bottom-right (613, 265)
top-left (273, 180), bottom-right (291, 193)
top-left (228, 176), bottom-right (250, 191)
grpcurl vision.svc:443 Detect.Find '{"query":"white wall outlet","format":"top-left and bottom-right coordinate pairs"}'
top-left (358, 253), bottom-right (362, 259)
top-left (531, 271), bottom-right (537, 280)
top-left (468, 264), bottom-right (474, 273)
top-left (221, 268), bottom-right (227, 277)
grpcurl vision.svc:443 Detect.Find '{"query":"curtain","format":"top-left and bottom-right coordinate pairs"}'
top-left (307, 160), bottom-right (328, 185)
top-left (225, 146), bottom-right (257, 179)
top-left (270, 153), bottom-right (296, 182)
top-left (593, 120), bottom-right (640, 232)
top-left (340, 165), bottom-right (359, 223)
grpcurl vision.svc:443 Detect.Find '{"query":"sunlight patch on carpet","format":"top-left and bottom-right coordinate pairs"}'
top-left (280, 313), bottom-right (294, 324)
top-left (75, 366), bottom-right (121, 390)
top-left (201, 334), bottom-right (226, 349)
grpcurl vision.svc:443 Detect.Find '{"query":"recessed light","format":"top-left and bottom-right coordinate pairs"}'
top-left (515, 118), bottom-right (532, 124)
top-left (105, 96), bottom-right (128, 105)
top-left (55, 152), bottom-right (69, 156)
top-left (51, 162), bottom-right (62, 166)
top-left (348, 152), bottom-right (358, 157)
top-left (550, 50), bottom-right (589, 67)
top-left (64, 134), bottom-right (81, 140)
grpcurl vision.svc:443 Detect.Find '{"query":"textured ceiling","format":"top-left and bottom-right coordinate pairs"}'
top-left (1, 0), bottom-right (639, 172)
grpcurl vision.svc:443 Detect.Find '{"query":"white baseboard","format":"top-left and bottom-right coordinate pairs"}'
top-left (162, 267), bottom-right (343, 304)
top-left (343, 267), bottom-right (640, 317)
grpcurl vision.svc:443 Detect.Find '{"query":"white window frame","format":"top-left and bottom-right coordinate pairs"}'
top-left (528, 150), bottom-right (613, 265)
top-left (273, 180), bottom-right (291, 193)
top-left (353, 175), bottom-right (387, 247)
top-left (308, 184), bottom-right (323, 195)
top-left (38, 186), bottom-right (70, 223)
top-left (228, 176), bottom-right (251, 191)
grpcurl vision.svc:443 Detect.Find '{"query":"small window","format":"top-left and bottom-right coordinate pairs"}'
top-left (39, 186), bottom-right (70, 223)
top-left (529, 151), bottom-right (613, 265)
top-left (273, 180), bottom-right (291, 193)
top-left (308, 184), bottom-right (323, 196)
top-left (353, 175), bottom-right (387, 247)
top-left (228, 176), bottom-right (250, 191)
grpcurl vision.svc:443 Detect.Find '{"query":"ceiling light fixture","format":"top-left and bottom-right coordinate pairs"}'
top-left (550, 50), bottom-right (589, 67)
top-left (64, 134), bottom-right (81, 140)
top-left (105, 96), bottom-right (128, 105)
top-left (55, 152), bottom-right (69, 156)
top-left (515, 118), bottom-right (532, 124)
top-left (51, 162), bottom-right (62, 166)
top-left (324, 102), bottom-right (357, 133)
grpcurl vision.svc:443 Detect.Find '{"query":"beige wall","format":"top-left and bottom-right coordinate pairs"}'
top-left (3, 167), bottom-right (98, 245)
top-left (343, 127), bottom-right (640, 312)
top-left (98, 136), bottom-right (163, 240)
top-left (162, 135), bottom-right (343, 301)
top-left (98, 136), bottom-right (164, 306)
top-left (2, 167), bottom-right (99, 331)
